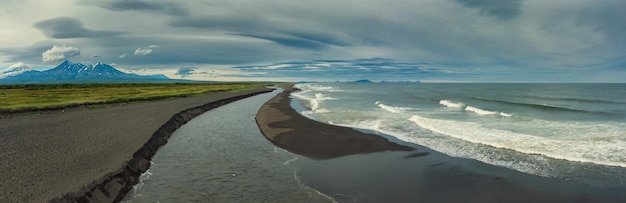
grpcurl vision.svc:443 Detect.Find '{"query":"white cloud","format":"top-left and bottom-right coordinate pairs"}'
top-left (175, 67), bottom-right (196, 78)
top-left (0, 62), bottom-right (32, 79)
top-left (91, 53), bottom-right (101, 58)
top-left (148, 45), bottom-right (159, 48)
top-left (41, 45), bottom-right (80, 62)
top-left (119, 53), bottom-right (127, 59)
top-left (134, 48), bottom-right (153, 56)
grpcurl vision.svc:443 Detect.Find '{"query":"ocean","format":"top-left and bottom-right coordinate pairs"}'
top-left (292, 83), bottom-right (626, 189)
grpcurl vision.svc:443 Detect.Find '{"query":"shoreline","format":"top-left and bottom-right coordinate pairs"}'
top-left (0, 87), bottom-right (274, 202)
top-left (255, 85), bottom-right (626, 202)
top-left (256, 86), bottom-right (414, 159)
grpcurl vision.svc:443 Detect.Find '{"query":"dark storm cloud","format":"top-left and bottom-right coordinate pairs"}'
top-left (33, 17), bottom-right (123, 39)
top-left (97, 0), bottom-right (189, 16)
top-left (453, 0), bottom-right (523, 20)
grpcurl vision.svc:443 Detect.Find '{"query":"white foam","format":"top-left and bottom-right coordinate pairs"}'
top-left (375, 101), bottom-right (414, 113)
top-left (325, 117), bottom-right (550, 177)
top-left (465, 106), bottom-right (497, 115)
top-left (310, 98), bottom-right (322, 112)
top-left (284, 155), bottom-right (338, 203)
top-left (439, 100), bottom-right (464, 108)
top-left (283, 156), bottom-right (298, 165)
top-left (292, 92), bottom-right (315, 108)
top-left (295, 84), bottom-right (343, 92)
top-left (440, 100), bottom-right (512, 117)
top-left (328, 118), bottom-right (388, 136)
top-left (499, 112), bottom-right (513, 117)
top-left (300, 110), bottom-right (315, 118)
top-left (314, 93), bottom-right (335, 101)
top-left (408, 115), bottom-right (626, 168)
top-left (315, 108), bottom-right (331, 113)
top-left (292, 84), bottom-right (343, 114)
top-left (292, 92), bottom-right (335, 113)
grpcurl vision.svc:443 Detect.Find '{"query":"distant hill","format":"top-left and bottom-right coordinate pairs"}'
top-left (0, 61), bottom-right (170, 84)
top-left (352, 79), bottom-right (373, 83)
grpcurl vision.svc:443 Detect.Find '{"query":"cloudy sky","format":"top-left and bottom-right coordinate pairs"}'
top-left (0, 0), bottom-right (624, 82)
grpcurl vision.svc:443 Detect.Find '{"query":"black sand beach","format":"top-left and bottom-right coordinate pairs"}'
top-left (256, 86), bottom-right (414, 159)
top-left (0, 87), bottom-right (272, 202)
top-left (256, 86), bottom-right (626, 203)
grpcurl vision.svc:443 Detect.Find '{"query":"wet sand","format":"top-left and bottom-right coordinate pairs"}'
top-left (256, 85), bottom-right (626, 203)
top-left (0, 87), bottom-right (273, 202)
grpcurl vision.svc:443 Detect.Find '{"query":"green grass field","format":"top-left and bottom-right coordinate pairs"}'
top-left (0, 83), bottom-right (274, 112)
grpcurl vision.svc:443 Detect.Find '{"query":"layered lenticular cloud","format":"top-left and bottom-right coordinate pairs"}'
top-left (0, 63), bottom-right (32, 79)
top-left (233, 58), bottom-right (457, 81)
top-left (41, 45), bottom-right (81, 63)
top-left (33, 17), bottom-right (123, 39)
top-left (94, 0), bottom-right (190, 16)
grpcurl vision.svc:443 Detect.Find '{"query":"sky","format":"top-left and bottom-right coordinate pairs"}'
top-left (0, 0), bottom-right (625, 82)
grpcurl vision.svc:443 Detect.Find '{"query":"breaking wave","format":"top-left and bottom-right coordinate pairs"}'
top-left (408, 115), bottom-right (626, 168)
top-left (375, 101), bottom-right (414, 113)
top-left (439, 100), bottom-right (464, 108)
top-left (440, 100), bottom-right (512, 117)
top-left (292, 91), bottom-right (336, 113)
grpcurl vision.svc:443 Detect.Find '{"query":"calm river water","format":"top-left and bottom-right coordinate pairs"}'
top-left (122, 90), bottom-right (332, 202)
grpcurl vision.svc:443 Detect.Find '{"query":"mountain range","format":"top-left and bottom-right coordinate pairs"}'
top-left (0, 61), bottom-right (169, 84)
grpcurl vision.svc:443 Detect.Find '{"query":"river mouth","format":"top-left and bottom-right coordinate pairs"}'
top-left (122, 90), bottom-right (332, 202)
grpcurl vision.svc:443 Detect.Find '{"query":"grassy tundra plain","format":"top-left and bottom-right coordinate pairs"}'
top-left (0, 83), bottom-right (273, 112)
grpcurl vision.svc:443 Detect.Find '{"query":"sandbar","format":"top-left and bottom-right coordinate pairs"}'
top-left (255, 85), bottom-right (626, 202)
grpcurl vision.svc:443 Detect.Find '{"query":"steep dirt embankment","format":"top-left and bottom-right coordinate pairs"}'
top-left (50, 89), bottom-right (273, 202)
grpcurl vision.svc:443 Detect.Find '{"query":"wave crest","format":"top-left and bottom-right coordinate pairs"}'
top-left (439, 100), bottom-right (464, 108)
top-left (375, 101), bottom-right (414, 113)
top-left (440, 100), bottom-right (512, 117)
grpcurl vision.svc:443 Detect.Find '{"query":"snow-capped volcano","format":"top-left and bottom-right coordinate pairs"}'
top-left (0, 61), bottom-right (169, 84)
top-left (0, 63), bottom-right (33, 79)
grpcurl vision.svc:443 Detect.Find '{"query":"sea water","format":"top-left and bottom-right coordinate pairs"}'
top-left (123, 90), bottom-right (333, 202)
top-left (292, 83), bottom-right (626, 189)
